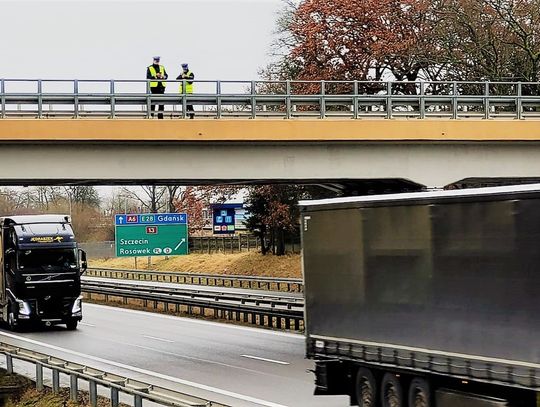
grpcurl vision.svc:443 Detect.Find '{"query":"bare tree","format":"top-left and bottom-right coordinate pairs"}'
top-left (63, 186), bottom-right (100, 207)
top-left (120, 186), bottom-right (167, 213)
top-left (165, 186), bottom-right (181, 213)
top-left (104, 190), bottom-right (139, 215)
top-left (0, 188), bottom-right (23, 215)
top-left (34, 186), bottom-right (63, 211)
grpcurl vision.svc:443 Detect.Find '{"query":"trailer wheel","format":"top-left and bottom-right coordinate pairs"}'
top-left (381, 373), bottom-right (403, 407)
top-left (355, 367), bottom-right (377, 407)
top-left (408, 378), bottom-right (431, 407)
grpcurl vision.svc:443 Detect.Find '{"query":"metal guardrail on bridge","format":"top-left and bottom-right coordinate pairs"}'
top-left (81, 278), bottom-right (304, 331)
top-left (86, 267), bottom-right (304, 293)
top-left (0, 342), bottom-right (229, 407)
top-left (2, 79), bottom-right (540, 120)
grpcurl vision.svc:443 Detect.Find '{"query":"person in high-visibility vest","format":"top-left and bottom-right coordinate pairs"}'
top-left (146, 56), bottom-right (168, 119)
top-left (176, 63), bottom-right (195, 119)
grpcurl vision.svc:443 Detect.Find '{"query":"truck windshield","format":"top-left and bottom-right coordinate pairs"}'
top-left (17, 249), bottom-right (77, 271)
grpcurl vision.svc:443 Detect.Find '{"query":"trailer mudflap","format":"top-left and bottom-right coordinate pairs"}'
top-left (313, 359), bottom-right (350, 396)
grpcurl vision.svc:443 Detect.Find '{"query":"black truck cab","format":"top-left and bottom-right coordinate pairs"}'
top-left (0, 215), bottom-right (87, 330)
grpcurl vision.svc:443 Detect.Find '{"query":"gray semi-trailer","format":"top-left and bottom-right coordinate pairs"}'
top-left (0, 215), bottom-right (87, 330)
top-left (300, 184), bottom-right (540, 407)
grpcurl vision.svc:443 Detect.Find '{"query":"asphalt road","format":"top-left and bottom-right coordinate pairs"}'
top-left (0, 303), bottom-right (347, 407)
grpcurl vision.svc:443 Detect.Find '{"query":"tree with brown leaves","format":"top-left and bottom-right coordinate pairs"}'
top-left (173, 186), bottom-right (239, 235)
top-left (286, 0), bottom-right (435, 84)
top-left (266, 0), bottom-right (540, 85)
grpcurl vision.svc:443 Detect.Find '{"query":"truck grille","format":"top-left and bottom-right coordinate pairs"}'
top-left (34, 298), bottom-right (72, 318)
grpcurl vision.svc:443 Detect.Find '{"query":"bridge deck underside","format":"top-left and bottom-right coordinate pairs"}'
top-left (0, 119), bottom-right (539, 188)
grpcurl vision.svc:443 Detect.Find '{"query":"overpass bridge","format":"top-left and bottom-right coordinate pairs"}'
top-left (1, 78), bottom-right (540, 189)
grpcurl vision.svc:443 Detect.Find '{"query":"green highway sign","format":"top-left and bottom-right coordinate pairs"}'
top-left (114, 213), bottom-right (188, 257)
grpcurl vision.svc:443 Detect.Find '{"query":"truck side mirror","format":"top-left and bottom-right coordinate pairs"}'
top-left (79, 249), bottom-right (87, 274)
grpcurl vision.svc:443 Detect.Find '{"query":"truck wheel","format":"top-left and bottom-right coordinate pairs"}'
top-left (381, 373), bottom-right (403, 407)
top-left (355, 367), bottom-right (377, 407)
top-left (7, 304), bottom-right (18, 332)
top-left (66, 320), bottom-right (78, 330)
top-left (408, 378), bottom-right (432, 407)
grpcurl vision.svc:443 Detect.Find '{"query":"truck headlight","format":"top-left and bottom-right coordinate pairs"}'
top-left (71, 296), bottom-right (83, 314)
top-left (16, 300), bottom-right (32, 316)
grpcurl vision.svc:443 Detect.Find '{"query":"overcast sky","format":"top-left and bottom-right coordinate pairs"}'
top-left (0, 0), bottom-right (283, 81)
top-left (0, 0), bottom-right (284, 201)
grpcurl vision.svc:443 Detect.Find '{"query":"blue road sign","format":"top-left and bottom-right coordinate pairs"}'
top-left (212, 206), bottom-right (236, 234)
top-left (115, 213), bottom-right (187, 226)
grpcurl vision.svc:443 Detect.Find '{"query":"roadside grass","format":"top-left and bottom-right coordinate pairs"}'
top-left (0, 369), bottom-right (129, 407)
top-left (7, 388), bottom-right (130, 407)
top-left (0, 370), bottom-right (31, 389)
top-left (89, 252), bottom-right (302, 279)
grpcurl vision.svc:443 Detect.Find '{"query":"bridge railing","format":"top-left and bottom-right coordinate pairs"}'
top-left (2, 78), bottom-right (540, 119)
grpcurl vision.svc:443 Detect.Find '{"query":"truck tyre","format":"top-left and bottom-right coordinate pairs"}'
top-left (355, 367), bottom-right (377, 407)
top-left (66, 320), bottom-right (78, 330)
top-left (7, 303), bottom-right (18, 332)
top-left (381, 373), bottom-right (403, 407)
top-left (408, 378), bottom-right (432, 407)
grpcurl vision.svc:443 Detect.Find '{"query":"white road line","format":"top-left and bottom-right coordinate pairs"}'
top-left (128, 343), bottom-right (274, 376)
top-left (141, 335), bottom-right (174, 343)
top-left (0, 331), bottom-right (288, 407)
top-left (79, 322), bottom-right (96, 327)
top-left (84, 303), bottom-right (302, 339)
top-left (241, 355), bottom-right (290, 365)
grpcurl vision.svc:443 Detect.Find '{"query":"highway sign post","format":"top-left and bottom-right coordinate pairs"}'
top-left (114, 213), bottom-right (188, 257)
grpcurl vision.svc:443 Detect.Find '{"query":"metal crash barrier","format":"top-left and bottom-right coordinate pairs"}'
top-left (86, 267), bottom-right (304, 293)
top-left (0, 342), bottom-right (229, 407)
top-left (2, 79), bottom-right (540, 120)
top-left (81, 278), bottom-right (305, 331)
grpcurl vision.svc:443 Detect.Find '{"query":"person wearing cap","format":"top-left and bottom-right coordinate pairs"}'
top-left (146, 56), bottom-right (168, 119)
top-left (176, 63), bottom-right (195, 119)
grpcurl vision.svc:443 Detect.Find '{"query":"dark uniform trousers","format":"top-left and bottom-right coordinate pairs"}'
top-left (150, 86), bottom-right (165, 119)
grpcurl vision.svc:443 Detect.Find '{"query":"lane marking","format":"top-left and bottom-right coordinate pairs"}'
top-left (0, 331), bottom-right (288, 407)
top-left (241, 355), bottom-right (290, 365)
top-left (84, 303), bottom-right (302, 339)
top-left (79, 322), bottom-right (96, 327)
top-left (128, 343), bottom-right (277, 377)
top-left (141, 335), bottom-right (174, 343)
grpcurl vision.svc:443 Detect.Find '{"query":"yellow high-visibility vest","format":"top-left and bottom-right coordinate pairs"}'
top-left (148, 65), bottom-right (166, 88)
top-left (179, 71), bottom-right (194, 94)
